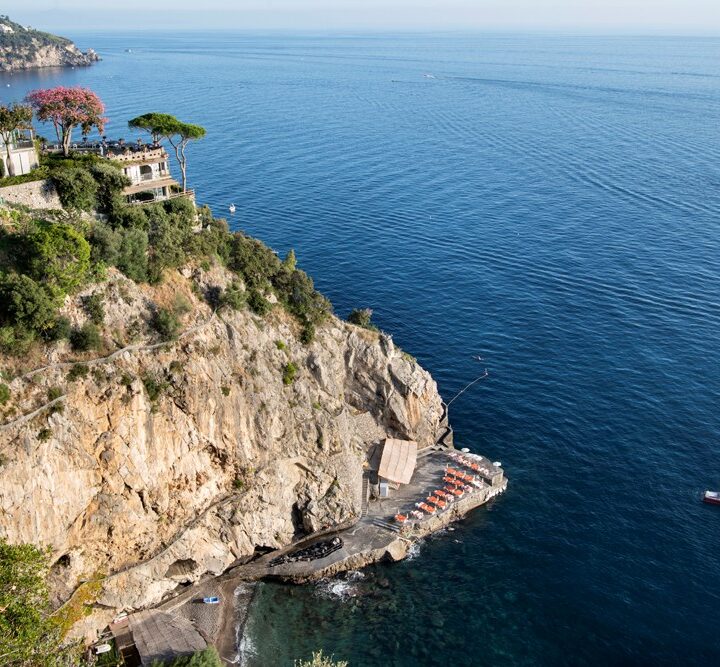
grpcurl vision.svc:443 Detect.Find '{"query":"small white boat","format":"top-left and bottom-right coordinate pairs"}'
top-left (229, 203), bottom-right (236, 214)
top-left (703, 490), bottom-right (720, 506)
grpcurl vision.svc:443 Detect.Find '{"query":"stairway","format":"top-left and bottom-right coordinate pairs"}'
top-left (360, 474), bottom-right (370, 518)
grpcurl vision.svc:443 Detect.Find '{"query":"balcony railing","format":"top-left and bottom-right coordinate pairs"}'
top-left (127, 189), bottom-right (195, 206)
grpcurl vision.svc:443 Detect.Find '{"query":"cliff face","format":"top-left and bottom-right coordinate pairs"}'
top-left (0, 265), bottom-right (443, 635)
top-left (0, 18), bottom-right (99, 72)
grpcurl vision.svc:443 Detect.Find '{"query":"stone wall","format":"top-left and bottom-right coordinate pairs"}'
top-left (0, 179), bottom-right (62, 210)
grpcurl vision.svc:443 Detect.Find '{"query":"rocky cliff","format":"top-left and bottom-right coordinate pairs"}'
top-left (0, 17), bottom-right (99, 72)
top-left (0, 264), bottom-right (443, 637)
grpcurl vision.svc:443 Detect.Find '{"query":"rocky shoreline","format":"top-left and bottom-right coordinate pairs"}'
top-left (0, 17), bottom-right (99, 72)
top-left (149, 447), bottom-right (508, 663)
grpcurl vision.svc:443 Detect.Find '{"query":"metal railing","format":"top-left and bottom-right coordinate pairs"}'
top-left (127, 189), bottom-right (195, 206)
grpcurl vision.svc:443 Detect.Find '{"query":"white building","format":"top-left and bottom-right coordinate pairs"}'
top-left (0, 128), bottom-right (39, 178)
top-left (111, 146), bottom-right (184, 204)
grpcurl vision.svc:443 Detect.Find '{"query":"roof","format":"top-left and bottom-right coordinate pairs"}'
top-left (128, 610), bottom-right (206, 666)
top-left (378, 438), bottom-right (418, 485)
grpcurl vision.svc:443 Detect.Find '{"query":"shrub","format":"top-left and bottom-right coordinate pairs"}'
top-left (50, 166), bottom-right (98, 211)
top-left (37, 428), bottom-right (52, 442)
top-left (300, 321), bottom-right (316, 345)
top-left (47, 386), bottom-right (63, 401)
top-left (0, 273), bottom-right (58, 336)
top-left (70, 323), bottom-right (102, 352)
top-left (247, 288), bottom-right (270, 316)
top-left (172, 294), bottom-right (192, 315)
top-left (282, 362), bottom-right (298, 386)
top-left (348, 308), bottom-right (377, 330)
top-left (294, 651), bottom-right (348, 667)
top-left (116, 227), bottom-right (149, 282)
top-left (0, 538), bottom-right (77, 665)
top-left (67, 364), bottom-right (89, 381)
top-left (43, 316), bottom-right (72, 342)
top-left (88, 221), bottom-right (121, 268)
top-left (275, 340), bottom-right (286, 350)
top-left (82, 293), bottom-right (105, 325)
top-left (142, 374), bottom-right (169, 402)
top-left (229, 233), bottom-right (282, 288)
top-left (220, 282), bottom-right (245, 311)
top-left (89, 161), bottom-right (130, 214)
top-left (0, 324), bottom-right (34, 356)
top-left (0, 383), bottom-right (9, 405)
top-left (23, 220), bottom-right (91, 294)
top-left (152, 308), bottom-right (180, 341)
top-left (221, 386), bottom-right (230, 396)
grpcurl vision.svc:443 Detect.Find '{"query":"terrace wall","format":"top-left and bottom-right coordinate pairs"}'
top-left (0, 179), bottom-right (61, 210)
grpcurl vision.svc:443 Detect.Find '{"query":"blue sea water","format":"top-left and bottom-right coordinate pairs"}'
top-left (2, 32), bottom-right (720, 666)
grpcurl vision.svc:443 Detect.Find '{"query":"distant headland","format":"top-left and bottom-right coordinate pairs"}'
top-left (0, 15), bottom-right (99, 73)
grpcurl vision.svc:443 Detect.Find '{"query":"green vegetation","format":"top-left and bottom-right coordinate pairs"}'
top-left (348, 308), bottom-right (377, 331)
top-left (66, 364), bottom-right (89, 382)
top-left (50, 167), bottom-right (98, 211)
top-left (128, 113), bottom-right (207, 192)
top-left (142, 373), bottom-right (169, 403)
top-left (282, 361), bottom-right (298, 386)
top-left (0, 136), bottom-right (331, 357)
top-left (82, 293), bottom-right (105, 325)
top-left (219, 281), bottom-right (245, 310)
top-left (150, 646), bottom-right (222, 667)
top-left (47, 386), bottom-right (63, 401)
top-left (152, 308), bottom-right (181, 341)
top-left (0, 103), bottom-right (33, 179)
top-left (37, 428), bottom-right (52, 442)
top-left (295, 651), bottom-right (349, 667)
top-left (246, 288), bottom-right (270, 316)
top-left (0, 537), bottom-right (78, 666)
top-left (70, 323), bottom-right (102, 352)
top-left (275, 340), bottom-right (286, 350)
top-left (0, 383), bottom-right (9, 405)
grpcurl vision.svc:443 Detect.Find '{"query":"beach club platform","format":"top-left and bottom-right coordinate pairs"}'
top-left (215, 445), bottom-right (506, 583)
top-left (118, 445), bottom-right (507, 663)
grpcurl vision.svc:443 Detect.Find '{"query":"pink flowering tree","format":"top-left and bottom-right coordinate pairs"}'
top-left (25, 87), bottom-right (107, 157)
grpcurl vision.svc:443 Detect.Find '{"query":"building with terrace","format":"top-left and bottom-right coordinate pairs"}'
top-left (43, 139), bottom-right (193, 206)
top-left (0, 126), bottom-right (39, 177)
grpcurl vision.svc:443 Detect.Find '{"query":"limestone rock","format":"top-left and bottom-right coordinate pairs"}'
top-left (0, 266), bottom-right (443, 634)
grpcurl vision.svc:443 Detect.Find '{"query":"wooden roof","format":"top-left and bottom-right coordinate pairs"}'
top-left (378, 438), bottom-right (418, 485)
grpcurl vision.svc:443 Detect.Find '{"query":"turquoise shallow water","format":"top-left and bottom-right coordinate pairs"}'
top-left (2, 31), bottom-right (720, 666)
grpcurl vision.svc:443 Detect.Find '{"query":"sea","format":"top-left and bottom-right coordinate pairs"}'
top-left (2, 32), bottom-right (719, 666)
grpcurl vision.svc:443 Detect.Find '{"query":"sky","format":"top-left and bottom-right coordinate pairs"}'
top-left (3, 0), bottom-right (720, 33)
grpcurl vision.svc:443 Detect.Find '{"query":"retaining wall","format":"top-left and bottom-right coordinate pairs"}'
top-left (0, 179), bottom-right (62, 210)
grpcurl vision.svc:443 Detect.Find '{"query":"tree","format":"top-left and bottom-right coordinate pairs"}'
top-left (348, 308), bottom-right (375, 329)
top-left (295, 651), bottom-right (349, 667)
top-left (25, 87), bottom-right (106, 157)
top-left (128, 113), bottom-right (206, 191)
top-left (0, 103), bottom-right (33, 178)
top-left (24, 221), bottom-right (91, 295)
top-left (0, 273), bottom-right (57, 335)
top-left (0, 538), bottom-right (77, 666)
